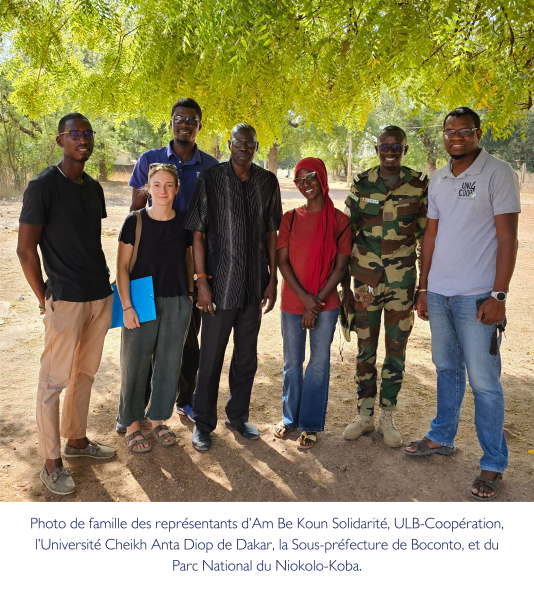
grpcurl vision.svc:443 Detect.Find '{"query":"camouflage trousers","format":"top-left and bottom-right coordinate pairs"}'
top-left (353, 273), bottom-right (414, 416)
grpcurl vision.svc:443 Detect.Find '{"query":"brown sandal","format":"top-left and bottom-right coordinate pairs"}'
top-left (470, 473), bottom-right (502, 501)
top-left (150, 424), bottom-right (177, 447)
top-left (125, 430), bottom-right (151, 453)
top-left (274, 421), bottom-right (291, 438)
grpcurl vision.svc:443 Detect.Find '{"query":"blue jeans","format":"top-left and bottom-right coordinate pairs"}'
top-left (426, 292), bottom-right (507, 473)
top-left (281, 308), bottom-right (339, 432)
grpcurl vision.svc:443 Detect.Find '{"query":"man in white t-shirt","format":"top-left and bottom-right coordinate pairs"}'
top-left (405, 107), bottom-right (520, 501)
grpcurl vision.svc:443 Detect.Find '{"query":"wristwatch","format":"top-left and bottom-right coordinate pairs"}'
top-left (491, 291), bottom-right (507, 302)
top-left (194, 273), bottom-right (212, 281)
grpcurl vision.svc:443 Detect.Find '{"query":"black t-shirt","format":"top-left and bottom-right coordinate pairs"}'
top-left (19, 165), bottom-right (112, 302)
top-left (118, 208), bottom-right (191, 298)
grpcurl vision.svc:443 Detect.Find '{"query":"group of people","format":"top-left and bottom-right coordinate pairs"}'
top-left (17, 98), bottom-right (520, 502)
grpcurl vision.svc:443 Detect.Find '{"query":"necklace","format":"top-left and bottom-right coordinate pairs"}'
top-left (56, 163), bottom-right (84, 183)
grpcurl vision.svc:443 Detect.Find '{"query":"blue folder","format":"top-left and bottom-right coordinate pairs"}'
top-left (110, 276), bottom-right (156, 329)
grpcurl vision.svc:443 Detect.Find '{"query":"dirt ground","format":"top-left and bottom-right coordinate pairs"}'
top-left (1, 178), bottom-right (533, 503)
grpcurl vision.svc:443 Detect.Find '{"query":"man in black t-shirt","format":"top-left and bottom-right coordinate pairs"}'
top-left (17, 112), bottom-right (115, 496)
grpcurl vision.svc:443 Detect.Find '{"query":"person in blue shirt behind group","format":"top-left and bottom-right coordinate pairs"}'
top-left (120, 98), bottom-right (218, 431)
top-left (129, 97), bottom-right (218, 213)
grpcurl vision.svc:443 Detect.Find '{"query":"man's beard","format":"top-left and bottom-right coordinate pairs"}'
top-left (449, 152), bottom-right (466, 159)
top-left (174, 137), bottom-right (191, 147)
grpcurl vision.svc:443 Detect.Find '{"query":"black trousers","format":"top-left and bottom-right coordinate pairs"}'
top-left (193, 303), bottom-right (262, 433)
top-left (144, 306), bottom-right (201, 409)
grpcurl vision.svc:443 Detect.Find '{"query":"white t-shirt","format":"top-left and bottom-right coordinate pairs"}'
top-left (427, 149), bottom-right (521, 296)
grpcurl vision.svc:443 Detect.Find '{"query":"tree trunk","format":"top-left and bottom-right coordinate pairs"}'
top-left (212, 136), bottom-right (223, 160)
top-left (263, 159), bottom-right (268, 169)
top-left (520, 162), bottom-right (527, 189)
top-left (1, 117), bottom-right (18, 187)
top-left (99, 160), bottom-right (107, 182)
top-left (426, 155), bottom-right (437, 177)
top-left (422, 136), bottom-right (437, 177)
top-left (346, 135), bottom-right (353, 187)
top-left (268, 145), bottom-right (278, 175)
top-left (48, 142), bottom-right (56, 166)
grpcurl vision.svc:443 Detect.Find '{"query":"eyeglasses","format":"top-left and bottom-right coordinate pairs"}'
top-left (171, 115), bottom-right (200, 126)
top-left (58, 130), bottom-right (96, 140)
top-left (229, 139), bottom-right (258, 149)
top-left (377, 143), bottom-right (406, 153)
top-left (149, 163), bottom-right (178, 172)
top-left (443, 128), bottom-right (478, 138)
top-left (294, 172), bottom-right (317, 186)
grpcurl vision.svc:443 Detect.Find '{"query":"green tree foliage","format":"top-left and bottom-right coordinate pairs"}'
top-left (116, 118), bottom-right (168, 160)
top-left (482, 113), bottom-right (534, 171)
top-left (1, 1), bottom-right (533, 187)
top-left (0, 72), bottom-right (64, 188)
top-left (2, 0), bottom-right (533, 145)
top-left (362, 94), bottom-right (449, 174)
top-left (274, 94), bottom-right (449, 175)
top-left (276, 120), bottom-right (364, 173)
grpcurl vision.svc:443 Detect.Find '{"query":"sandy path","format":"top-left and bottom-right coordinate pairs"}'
top-left (0, 179), bottom-right (533, 502)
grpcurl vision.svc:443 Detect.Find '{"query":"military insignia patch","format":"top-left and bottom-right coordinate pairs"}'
top-left (355, 285), bottom-right (374, 308)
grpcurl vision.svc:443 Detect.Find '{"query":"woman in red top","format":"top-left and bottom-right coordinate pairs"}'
top-left (275, 157), bottom-right (351, 447)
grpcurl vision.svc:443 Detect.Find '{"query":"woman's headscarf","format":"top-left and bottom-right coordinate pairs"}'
top-left (294, 157), bottom-right (338, 296)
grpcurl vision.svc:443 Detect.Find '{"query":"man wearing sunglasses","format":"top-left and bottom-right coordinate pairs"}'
top-left (129, 98), bottom-right (218, 214)
top-left (184, 123), bottom-right (282, 452)
top-left (405, 107), bottom-right (521, 501)
top-left (125, 98), bottom-right (218, 428)
top-left (342, 126), bottom-right (429, 449)
top-left (17, 113), bottom-right (115, 495)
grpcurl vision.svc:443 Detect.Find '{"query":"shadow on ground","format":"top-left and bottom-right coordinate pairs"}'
top-left (3, 351), bottom-right (532, 503)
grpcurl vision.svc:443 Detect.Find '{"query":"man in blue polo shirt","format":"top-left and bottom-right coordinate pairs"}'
top-left (126, 97), bottom-right (218, 426)
top-left (130, 97), bottom-right (218, 213)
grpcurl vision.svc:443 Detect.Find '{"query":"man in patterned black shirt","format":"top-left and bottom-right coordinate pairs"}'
top-left (184, 123), bottom-right (282, 452)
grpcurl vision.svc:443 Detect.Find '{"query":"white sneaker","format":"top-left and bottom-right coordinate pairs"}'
top-left (377, 410), bottom-right (402, 447)
top-left (343, 414), bottom-right (375, 440)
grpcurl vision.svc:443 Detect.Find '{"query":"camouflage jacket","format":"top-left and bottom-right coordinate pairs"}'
top-left (345, 165), bottom-right (429, 289)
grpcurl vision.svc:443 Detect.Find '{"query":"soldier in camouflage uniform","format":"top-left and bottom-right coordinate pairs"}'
top-left (342, 126), bottom-right (428, 447)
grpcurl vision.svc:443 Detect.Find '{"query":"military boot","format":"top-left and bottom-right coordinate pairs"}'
top-left (377, 410), bottom-right (402, 447)
top-left (343, 414), bottom-right (375, 440)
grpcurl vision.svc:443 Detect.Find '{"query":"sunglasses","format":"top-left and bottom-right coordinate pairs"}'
top-left (149, 163), bottom-right (178, 172)
top-left (294, 172), bottom-right (317, 186)
top-left (171, 115), bottom-right (200, 126)
top-left (229, 139), bottom-right (258, 149)
top-left (377, 143), bottom-right (406, 153)
top-left (443, 128), bottom-right (478, 138)
top-left (58, 130), bottom-right (96, 141)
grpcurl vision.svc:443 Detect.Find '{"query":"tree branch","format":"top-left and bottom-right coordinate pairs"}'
top-left (129, 138), bottom-right (148, 147)
top-left (28, 119), bottom-right (42, 133)
top-left (517, 89), bottom-right (532, 110)
top-left (35, 14), bottom-right (73, 92)
top-left (0, 97), bottom-right (40, 138)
